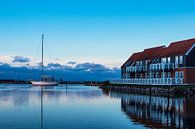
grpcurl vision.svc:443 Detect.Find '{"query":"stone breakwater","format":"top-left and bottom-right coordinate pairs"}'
top-left (100, 85), bottom-right (195, 96)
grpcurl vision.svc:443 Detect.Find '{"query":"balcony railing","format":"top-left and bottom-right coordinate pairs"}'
top-left (150, 63), bottom-right (175, 71)
top-left (122, 74), bottom-right (130, 79)
top-left (126, 66), bottom-right (147, 73)
top-left (110, 78), bottom-right (184, 85)
top-left (126, 63), bottom-right (175, 73)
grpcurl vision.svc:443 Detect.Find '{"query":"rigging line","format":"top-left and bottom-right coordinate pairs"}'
top-left (44, 37), bottom-right (53, 65)
top-left (44, 37), bottom-right (59, 73)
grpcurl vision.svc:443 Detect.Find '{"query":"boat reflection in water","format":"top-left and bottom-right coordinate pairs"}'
top-left (0, 85), bottom-right (104, 129)
top-left (109, 91), bottom-right (195, 129)
top-left (1, 85), bottom-right (195, 129)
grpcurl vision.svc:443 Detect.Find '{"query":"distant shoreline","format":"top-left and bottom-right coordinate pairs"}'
top-left (0, 79), bottom-right (109, 85)
top-left (0, 80), bottom-right (31, 84)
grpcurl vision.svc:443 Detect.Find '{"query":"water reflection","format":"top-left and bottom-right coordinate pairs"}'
top-left (1, 85), bottom-right (135, 129)
top-left (1, 84), bottom-right (195, 129)
top-left (0, 85), bottom-right (106, 129)
top-left (38, 86), bottom-right (104, 129)
top-left (0, 85), bottom-right (103, 107)
top-left (108, 91), bottom-right (195, 129)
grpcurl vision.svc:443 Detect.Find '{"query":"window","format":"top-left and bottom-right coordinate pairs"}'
top-left (136, 61), bottom-right (139, 66)
top-left (156, 72), bottom-right (159, 78)
top-left (175, 71), bottom-right (179, 79)
top-left (147, 73), bottom-right (150, 78)
top-left (164, 72), bottom-right (168, 78)
top-left (126, 67), bottom-right (130, 72)
top-left (161, 72), bottom-right (167, 78)
top-left (167, 57), bottom-right (171, 63)
top-left (150, 72), bottom-right (154, 78)
top-left (168, 72), bottom-right (171, 78)
top-left (179, 56), bottom-right (183, 64)
top-left (161, 58), bottom-right (166, 63)
top-left (140, 73), bottom-right (143, 78)
top-left (175, 56), bottom-right (179, 68)
top-left (179, 71), bottom-right (184, 79)
top-left (161, 72), bottom-right (164, 78)
top-left (140, 61), bottom-right (142, 66)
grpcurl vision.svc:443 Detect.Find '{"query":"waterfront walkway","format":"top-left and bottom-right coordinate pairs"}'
top-left (110, 78), bottom-right (184, 86)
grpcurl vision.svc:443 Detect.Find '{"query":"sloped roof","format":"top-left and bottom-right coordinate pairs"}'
top-left (160, 38), bottom-right (195, 57)
top-left (139, 46), bottom-right (165, 61)
top-left (121, 52), bottom-right (142, 68)
top-left (129, 52), bottom-right (143, 62)
top-left (121, 38), bottom-right (195, 68)
top-left (121, 46), bottom-right (165, 68)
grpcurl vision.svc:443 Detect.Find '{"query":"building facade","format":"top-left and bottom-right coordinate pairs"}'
top-left (119, 38), bottom-right (195, 85)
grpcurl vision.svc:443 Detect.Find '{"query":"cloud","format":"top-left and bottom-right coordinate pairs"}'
top-left (47, 63), bottom-right (71, 70)
top-left (0, 62), bottom-right (120, 81)
top-left (75, 63), bottom-right (107, 70)
top-left (12, 56), bottom-right (30, 63)
top-left (67, 61), bottom-right (77, 65)
top-left (48, 63), bottom-right (62, 68)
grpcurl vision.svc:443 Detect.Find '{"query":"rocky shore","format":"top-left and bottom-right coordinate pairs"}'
top-left (100, 85), bottom-right (195, 96)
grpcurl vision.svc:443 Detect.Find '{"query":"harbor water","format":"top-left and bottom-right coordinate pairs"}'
top-left (0, 84), bottom-right (194, 129)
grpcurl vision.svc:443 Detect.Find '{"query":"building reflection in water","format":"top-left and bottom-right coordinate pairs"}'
top-left (1, 85), bottom-right (195, 129)
top-left (109, 91), bottom-right (195, 129)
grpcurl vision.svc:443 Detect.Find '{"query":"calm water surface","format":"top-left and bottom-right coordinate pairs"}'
top-left (0, 84), bottom-right (195, 129)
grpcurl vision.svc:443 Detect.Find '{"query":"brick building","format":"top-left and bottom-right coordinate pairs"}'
top-left (119, 38), bottom-right (195, 85)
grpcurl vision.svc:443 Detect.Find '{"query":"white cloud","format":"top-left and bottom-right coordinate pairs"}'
top-left (0, 54), bottom-right (123, 68)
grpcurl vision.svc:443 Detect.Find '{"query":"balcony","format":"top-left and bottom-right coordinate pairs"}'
top-left (126, 66), bottom-right (147, 73)
top-left (110, 78), bottom-right (184, 85)
top-left (150, 63), bottom-right (174, 71)
top-left (137, 66), bottom-right (147, 72)
top-left (122, 73), bottom-right (130, 79)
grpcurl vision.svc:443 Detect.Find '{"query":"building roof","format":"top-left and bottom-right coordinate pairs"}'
top-left (160, 38), bottom-right (195, 57)
top-left (129, 52), bottom-right (143, 62)
top-left (129, 46), bottom-right (166, 62)
top-left (139, 46), bottom-right (165, 61)
top-left (121, 38), bottom-right (195, 68)
top-left (121, 46), bottom-right (165, 68)
top-left (121, 52), bottom-right (142, 68)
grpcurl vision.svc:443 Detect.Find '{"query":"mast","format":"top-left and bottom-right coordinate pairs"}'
top-left (41, 34), bottom-right (44, 76)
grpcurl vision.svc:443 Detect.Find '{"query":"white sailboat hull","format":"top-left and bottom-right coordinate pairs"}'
top-left (31, 81), bottom-right (58, 86)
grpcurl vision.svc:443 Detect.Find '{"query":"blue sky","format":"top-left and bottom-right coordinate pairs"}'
top-left (0, 0), bottom-right (195, 80)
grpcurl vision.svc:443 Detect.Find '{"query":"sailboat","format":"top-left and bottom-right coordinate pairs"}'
top-left (31, 34), bottom-right (58, 86)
